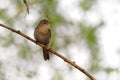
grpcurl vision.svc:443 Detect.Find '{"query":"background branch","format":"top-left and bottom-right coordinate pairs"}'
top-left (23, 0), bottom-right (29, 14)
top-left (0, 23), bottom-right (96, 80)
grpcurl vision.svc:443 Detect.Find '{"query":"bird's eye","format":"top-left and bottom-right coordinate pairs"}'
top-left (43, 21), bottom-right (48, 24)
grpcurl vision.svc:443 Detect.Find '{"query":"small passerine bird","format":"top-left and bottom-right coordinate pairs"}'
top-left (34, 19), bottom-right (51, 60)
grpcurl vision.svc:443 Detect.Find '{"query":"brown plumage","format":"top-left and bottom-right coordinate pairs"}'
top-left (34, 19), bottom-right (51, 60)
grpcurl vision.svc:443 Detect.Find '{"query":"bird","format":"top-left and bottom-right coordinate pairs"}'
top-left (34, 19), bottom-right (51, 60)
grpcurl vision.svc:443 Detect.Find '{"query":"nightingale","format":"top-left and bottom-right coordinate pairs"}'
top-left (34, 19), bottom-right (51, 60)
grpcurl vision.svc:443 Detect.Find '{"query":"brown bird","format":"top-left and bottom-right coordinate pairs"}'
top-left (34, 19), bottom-right (51, 60)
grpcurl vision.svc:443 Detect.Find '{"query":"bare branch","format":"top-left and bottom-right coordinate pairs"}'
top-left (0, 23), bottom-right (96, 80)
top-left (23, 0), bottom-right (29, 14)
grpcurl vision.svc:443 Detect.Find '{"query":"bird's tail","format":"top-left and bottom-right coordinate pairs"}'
top-left (43, 48), bottom-right (49, 60)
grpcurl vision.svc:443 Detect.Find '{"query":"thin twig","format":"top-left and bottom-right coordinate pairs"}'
top-left (0, 23), bottom-right (96, 80)
top-left (23, 0), bottom-right (29, 14)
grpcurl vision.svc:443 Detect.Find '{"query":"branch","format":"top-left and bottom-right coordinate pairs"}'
top-left (0, 23), bottom-right (96, 80)
top-left (23, 0), bottom-right (29, 14)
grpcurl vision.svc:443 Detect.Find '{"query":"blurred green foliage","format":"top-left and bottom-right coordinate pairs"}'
top-left (80, 23), bottom-right (101, 72)
top-left (104, 68), bottom-right (119, 74)
top-left (0, 61), bottom-right (6, 80)
top-left (80, 0), bottom-right (96, 11)
top-left (2, 33), bottom-right (15, 47)
top-left (18, 43), bottom-right (31, 59)
top-left (26, 71), bottom-right (36, 78)
top-left (52, 72), bottom-right (63, 80)
top-left (0, 9), bottom-right (14, 25)
top-left (79, 22), bottom-right (104, 72)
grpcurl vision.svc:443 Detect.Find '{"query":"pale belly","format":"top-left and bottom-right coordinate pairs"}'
top-left (34, 30), bottom-right (51, 45)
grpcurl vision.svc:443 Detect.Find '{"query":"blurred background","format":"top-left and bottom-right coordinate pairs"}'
top-left (0, 0), bottom-right (120, 80)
